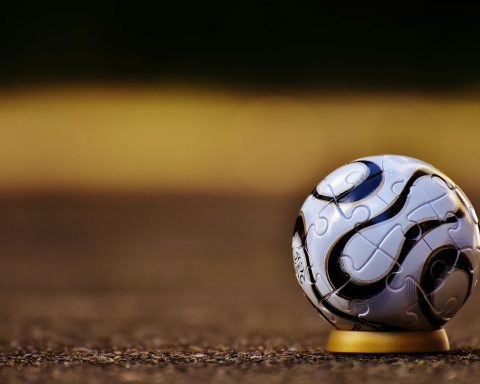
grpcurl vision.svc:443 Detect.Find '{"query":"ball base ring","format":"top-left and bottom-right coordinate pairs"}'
top-left (326, 328), bottom-right (450, 353)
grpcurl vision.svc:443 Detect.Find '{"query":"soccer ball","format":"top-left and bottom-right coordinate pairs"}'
top-left (292, 155), bottom-right (480, 331)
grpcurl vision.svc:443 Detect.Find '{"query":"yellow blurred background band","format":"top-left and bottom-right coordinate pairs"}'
top-left (1, 86), bottom-right (479, 195)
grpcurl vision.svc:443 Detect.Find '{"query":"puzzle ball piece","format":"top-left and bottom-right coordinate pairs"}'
top-left (292, 155), bottom-right (480, 352)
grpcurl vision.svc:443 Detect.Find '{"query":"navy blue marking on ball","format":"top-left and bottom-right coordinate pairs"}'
top-left (312, 160), bottom-right (383, 203)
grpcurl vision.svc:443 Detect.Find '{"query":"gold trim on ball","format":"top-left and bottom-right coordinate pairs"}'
top-left (326, 328), bottom-right (450, 353)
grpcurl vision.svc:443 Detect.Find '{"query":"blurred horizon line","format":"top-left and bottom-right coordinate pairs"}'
top-left (5, 82), bottom-right (480, 98)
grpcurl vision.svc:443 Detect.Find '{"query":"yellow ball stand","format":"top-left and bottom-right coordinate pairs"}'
top-left (326, 328), bottom-right (450, 353)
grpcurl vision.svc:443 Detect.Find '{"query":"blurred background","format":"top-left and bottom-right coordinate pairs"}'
top-left (1, 2), bottom-right (480, 353)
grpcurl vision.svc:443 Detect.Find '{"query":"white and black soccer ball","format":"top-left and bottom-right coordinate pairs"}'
top-left (292, 155), bottom-right (480, 331)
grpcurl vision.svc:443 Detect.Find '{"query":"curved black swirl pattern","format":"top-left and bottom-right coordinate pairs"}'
top-left (417, 246), bottom-right (473, 328)
top-left (328, 210), bottom-right (462, 300)
top-left (293, 213), bottom-right (383, 330)
top-left (326, 169), bottom-right (427, 297)
top-left (293, 215), bottom-right (333, 325)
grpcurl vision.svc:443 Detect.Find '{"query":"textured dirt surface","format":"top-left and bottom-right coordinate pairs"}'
top-left (0, 194), bottom-right (479, 383)
top-left (1, 290), bottom-right (480, 384)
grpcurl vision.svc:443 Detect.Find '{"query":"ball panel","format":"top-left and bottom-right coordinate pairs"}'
top-left (292, 154), bottom-right (480, 331)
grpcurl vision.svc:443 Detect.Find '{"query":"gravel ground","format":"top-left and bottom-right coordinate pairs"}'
top-left (0, 289), bottom-right (479, 383)
top-left (0, 195), bottom-right (479, 383)
top-left (2, 352), bottom-right (480, 384)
